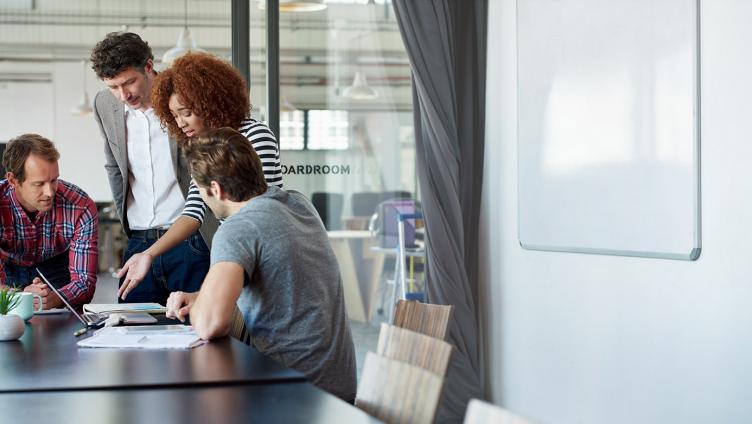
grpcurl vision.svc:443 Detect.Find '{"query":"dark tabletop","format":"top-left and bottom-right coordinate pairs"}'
top-left (0, 313), bottom-right (305, 393)
top-left (1, 382), bottom-right (380, 424)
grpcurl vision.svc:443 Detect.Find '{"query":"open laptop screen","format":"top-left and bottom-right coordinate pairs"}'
top-left (34, 267), bottom-right (94, 327)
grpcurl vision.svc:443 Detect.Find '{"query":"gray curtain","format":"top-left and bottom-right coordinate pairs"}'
top-left (393, 1), bottom-right (487, 422)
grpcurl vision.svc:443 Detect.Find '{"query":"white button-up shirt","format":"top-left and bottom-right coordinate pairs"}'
top-left (124, 107), bottom-right (185, 230)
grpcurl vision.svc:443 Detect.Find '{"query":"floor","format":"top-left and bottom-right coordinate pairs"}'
top-left (94, 272), bottom-right (381, 381)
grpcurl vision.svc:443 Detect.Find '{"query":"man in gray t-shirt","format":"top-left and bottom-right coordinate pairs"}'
top-left (165, 128), bottom-right (356, 401)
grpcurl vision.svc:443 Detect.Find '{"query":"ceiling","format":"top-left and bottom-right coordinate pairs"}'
top-left (0, 0), bottom-right (412, 109)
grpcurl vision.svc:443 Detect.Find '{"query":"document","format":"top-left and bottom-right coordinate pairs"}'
top-left (84, 303), bottom-right (167, 314)
top-left (77, 325), bottom-right (206, 349)
top-left (34, 308), bottom-right (69, 315)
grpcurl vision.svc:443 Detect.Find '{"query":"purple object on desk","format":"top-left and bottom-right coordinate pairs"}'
top-left (380, 200), bottom-right (416, 248)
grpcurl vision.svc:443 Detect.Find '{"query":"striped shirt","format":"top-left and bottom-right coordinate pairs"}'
top-left (181, 118), bottom-right (283, 222)
top-left (0, 179), bottom-right (98, 305)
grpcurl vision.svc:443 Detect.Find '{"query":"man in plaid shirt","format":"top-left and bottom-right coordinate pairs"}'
top-left (0, 134), bottom-right (98, 309)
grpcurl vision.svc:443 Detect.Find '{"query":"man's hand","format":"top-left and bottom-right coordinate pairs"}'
top-left (166, 291), bottom-right (198, 322)
top-left (24, 277), bottom-right (64, 310)
top-left (117, 252), bottom-right (154, 300)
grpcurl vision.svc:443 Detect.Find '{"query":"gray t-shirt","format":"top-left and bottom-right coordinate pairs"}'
top-left (211, 186), bottom-right (357, 401)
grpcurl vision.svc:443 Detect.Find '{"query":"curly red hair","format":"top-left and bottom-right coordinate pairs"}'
top-left (151, 52), bottom-right (250, 144)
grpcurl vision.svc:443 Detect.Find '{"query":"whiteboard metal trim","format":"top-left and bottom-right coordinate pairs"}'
top-left (515, 0), bottom-right (702, 261)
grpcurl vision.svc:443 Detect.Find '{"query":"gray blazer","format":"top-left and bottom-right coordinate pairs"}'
top-left (92, 89), bottom-right (219, 247)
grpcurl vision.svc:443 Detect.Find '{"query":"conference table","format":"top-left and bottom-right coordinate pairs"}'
top-left (0, 313), bottom-right (379, 423)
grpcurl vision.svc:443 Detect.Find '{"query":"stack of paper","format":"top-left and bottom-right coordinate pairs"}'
top-left (77, 325), bottom-right (206, 349)
top-left (84, 303), bottom-right (167, 314)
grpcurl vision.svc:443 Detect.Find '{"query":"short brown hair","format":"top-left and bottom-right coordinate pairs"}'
top-left (90, 32), bottom-right (153, 79)
top-left (183, 128), bottom-right (267, 202)
top-left (151, 53), bottom-right (250, 144)
top-left (3, 134), bottom-right (60, 183)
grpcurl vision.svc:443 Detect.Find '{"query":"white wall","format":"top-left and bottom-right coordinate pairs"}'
top-left (479, 1), bottom-right (752, 423)
top-left (0, 81), bottom-right (54, 140)
top-left (0, 62), bottom-right (110, 201)
top-left (52, 62), bottom-right (110, 202)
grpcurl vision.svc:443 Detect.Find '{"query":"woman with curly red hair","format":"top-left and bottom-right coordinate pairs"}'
top-left (116, 52), bottom-right (283, 299)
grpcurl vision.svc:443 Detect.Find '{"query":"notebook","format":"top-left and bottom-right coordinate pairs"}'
top-left (84, 303), bottom-right (167, 314)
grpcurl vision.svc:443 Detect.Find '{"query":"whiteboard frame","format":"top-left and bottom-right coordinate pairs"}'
top-left (516, 0), bottom-right (702, 261)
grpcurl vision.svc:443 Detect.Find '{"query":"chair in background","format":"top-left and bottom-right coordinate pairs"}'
top-left (356, 352), bottom-right (444, 424)
top-left (463, 399), bottom-right (538, 424)
top-left (311, 192), bottom-right (345, 231)
top-left (352, 192), bottom-right (384, 218)
top-left (376, 323), bottom-right (453, 377)
top-left (351, 191), bottom-right (412, 220)
top-left (311, 192), bottom-right (344, 230)
top-left (393, 300), bottom-right (454, 341)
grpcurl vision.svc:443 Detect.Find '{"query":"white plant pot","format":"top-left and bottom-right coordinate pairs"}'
top-left (0, 314), bottom-right (25, 341)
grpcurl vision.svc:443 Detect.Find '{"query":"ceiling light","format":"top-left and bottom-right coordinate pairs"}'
top-left (162, 0), bottom-right (204, 65)
top-left (258, 0), bottom-right (327, 12)
top-left (281, 96), bottom-right (298, 112)
top-left (71, 60), bottom-right (92, 116)
top-left (342, 71), bottom-right (378, 100)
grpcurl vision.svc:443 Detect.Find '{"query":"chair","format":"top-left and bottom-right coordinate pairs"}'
top-left (376, 323), bottom-right (453, 377)
top-left (352, 192), bottom-right (385, 217)
top-left (463, 399), bottom-right (538, 424)
top-left (311, 192), bottom-right (344, 230)
top-left (351, 191), bottom-right (412, 217)
top-left (393, 300), bottom-right (454, 340)
top-left (228, 306), bottom-right (250, 345)
top-left (356, 352), bottom-right (444, 424)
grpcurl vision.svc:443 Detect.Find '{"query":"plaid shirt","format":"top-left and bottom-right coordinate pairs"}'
top-left (0, 179), bottom-right (98, 305)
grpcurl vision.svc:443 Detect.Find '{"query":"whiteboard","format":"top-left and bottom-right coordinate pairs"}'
top-left (517, 0), bottom-right (701, 260)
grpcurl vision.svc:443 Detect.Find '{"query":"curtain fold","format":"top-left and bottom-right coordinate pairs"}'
top-left (393, 1), bottom-right (487, 422)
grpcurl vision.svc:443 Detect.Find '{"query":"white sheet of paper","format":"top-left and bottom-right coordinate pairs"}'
top-left (77, 325), bottom-right (205, 349)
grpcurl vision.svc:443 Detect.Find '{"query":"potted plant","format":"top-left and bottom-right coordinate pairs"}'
top-left (0, 287), bottom-right (24, 341)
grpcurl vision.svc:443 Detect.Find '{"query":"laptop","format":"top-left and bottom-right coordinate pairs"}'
top-left (35, 268), bottom-right (108, 328)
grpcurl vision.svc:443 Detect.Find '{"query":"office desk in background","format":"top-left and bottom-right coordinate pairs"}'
top-left (0, 313), bottom-right (304, 393)
top-left (327, 230), bottom-right (385, 322)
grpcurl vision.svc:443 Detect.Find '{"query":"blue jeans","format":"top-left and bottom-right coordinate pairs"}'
top-left (120, 230), bottom-right (210, 305)
top-left (5, 252), bottom-right (70, 290)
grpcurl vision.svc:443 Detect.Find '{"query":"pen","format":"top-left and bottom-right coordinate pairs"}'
top-left (73, 327), bottom-right (88, 337)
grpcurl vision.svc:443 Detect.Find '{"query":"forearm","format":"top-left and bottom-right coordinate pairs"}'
top-left (62, 199), bottom-right (99, 306)
top-left (190, 293), bottom-right (232, 340)
top-left (143, 216), bottom-right (200, 258)
top-left (188, 262), bottom-right (244, 340)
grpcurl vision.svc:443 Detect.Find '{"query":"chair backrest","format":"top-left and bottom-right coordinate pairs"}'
top-left (356, 352), bottom-right (444, 424)
top-left (377, 323), bottom-right (453, 377)
top-left (352, 192), bottom-right (384, 217)
top-left (311, 192), bottom-right (344, 230)
top-left (352, 191), bottom-right (413, 217)
top-left (463, 399), bottom-right (538, 424)
top-left (228, 305), bottom-right (250, 345)
top-left (393, 300), bottom-right (454, 340)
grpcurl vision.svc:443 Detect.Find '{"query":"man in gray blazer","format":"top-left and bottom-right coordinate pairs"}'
top-left (90, 32), bottom-right (211, 305)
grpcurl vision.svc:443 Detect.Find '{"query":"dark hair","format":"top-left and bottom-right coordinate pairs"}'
top-left (183, 128), bottom-right (267, 202)
top-left (152, 52), bottom-right (250, 143)
top-left (90, 32), bottom-right (153, 79)
top-left (3, 134), bottom-right (60, 183)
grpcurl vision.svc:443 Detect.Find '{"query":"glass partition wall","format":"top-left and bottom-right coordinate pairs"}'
top-left (0, 0), bottom-right (417, 376)
top-left (272, 1), bottom-right (417, 361)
